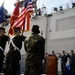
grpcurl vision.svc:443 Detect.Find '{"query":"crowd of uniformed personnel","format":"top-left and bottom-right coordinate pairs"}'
top-left (45, 50), bottom-right (75, 75)
top-left (0, 25), bottom-right (45, 75)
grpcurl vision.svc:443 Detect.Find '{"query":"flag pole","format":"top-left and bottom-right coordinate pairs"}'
top-left (21, 0), bottom-right (26, 35)
top-left (22, 20), bottom-right (25, 35)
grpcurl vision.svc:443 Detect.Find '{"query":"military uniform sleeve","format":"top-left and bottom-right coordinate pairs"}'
top-left (24, 38), bottom-right (27, 51)
top-left (21, 35), bottom-right (26, 41)
top-left (58, 54), bottom-right (61, 58)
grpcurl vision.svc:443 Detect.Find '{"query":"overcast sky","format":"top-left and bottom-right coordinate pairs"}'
top-left (0, 0), bottom-right (75, 14)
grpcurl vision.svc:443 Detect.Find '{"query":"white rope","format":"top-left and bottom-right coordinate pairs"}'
top-left (11, 40), bottom-right (20, 52)
top-left (10, 35), bottom-right (20, 52)
top-left (0, 46), bottom-right (3, 51)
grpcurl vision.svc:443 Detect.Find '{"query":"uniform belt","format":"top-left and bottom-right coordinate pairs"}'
top-left (0, 46), bottom-right (3, 51)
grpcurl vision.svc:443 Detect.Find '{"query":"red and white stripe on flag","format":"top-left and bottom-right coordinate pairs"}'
top-left (12, 1), bottom-right (33, 31)
top-left (24, 13), bottom-right (30, 31)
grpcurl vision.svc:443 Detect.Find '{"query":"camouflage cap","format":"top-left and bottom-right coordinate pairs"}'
top-left (0, 27), bottom-right (6, 33)
top-left (32, 25), bottom-right (40, 34)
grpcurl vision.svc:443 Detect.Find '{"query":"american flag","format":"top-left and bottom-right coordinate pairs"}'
top-left (12, 0), bottom-right (33, 31)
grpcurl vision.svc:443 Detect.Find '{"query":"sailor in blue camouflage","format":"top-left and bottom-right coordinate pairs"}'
top-left (24, 25), bottom-right (45, 75)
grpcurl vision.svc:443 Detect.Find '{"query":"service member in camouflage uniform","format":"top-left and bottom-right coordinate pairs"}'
top-left (0, 27), bottom-right (9, 73)
top-left (4, 27), bottom-right (26, 75)
top-left (24, 25), bottom-right (45, 75)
